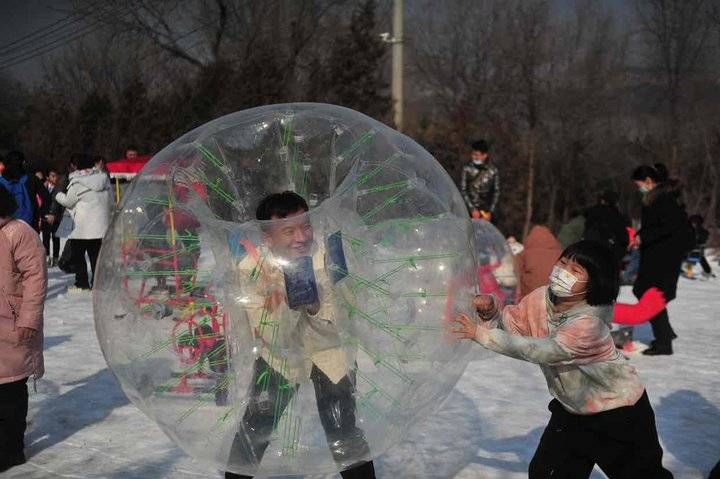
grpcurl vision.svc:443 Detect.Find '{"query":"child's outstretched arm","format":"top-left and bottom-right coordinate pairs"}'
top-left (473, 287), bottom-right (548, 337)
top-left (613, 288), bottom-right (666, 326)
top-left (454, 313), bottom-right (572, 364)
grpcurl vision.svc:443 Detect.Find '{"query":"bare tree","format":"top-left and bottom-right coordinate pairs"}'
top-left (500, 0), bottom-right (550, 238)
top-left (635, 0), bottom-right (713, 169)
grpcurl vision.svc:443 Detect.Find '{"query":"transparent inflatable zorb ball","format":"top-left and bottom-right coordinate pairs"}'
top-left (473, 219), bottom-right (517, 305)
top-left (94, 104), bottom-right (479, 476)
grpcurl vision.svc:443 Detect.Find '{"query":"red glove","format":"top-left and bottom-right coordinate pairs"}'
top-left (613, 288), bottom-right (666, 325)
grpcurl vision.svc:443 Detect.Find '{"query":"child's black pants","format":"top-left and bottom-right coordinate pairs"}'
top-left (529, 391), bottom-right (673, 479)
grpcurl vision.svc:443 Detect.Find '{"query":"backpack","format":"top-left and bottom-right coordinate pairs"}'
top-left (0, 175), bottom-right (34, 225)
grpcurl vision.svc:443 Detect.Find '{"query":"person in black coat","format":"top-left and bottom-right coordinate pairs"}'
top-left (688, 214), bottom-right (714, 278)
top-left (631, 165), bottom-right (693, 356)
top-left (583, 189), bottom-right (630, 268)
top-left (42, 168), bottom-right (65, 266)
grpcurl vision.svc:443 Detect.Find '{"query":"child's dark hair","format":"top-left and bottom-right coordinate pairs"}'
top-left (471, 139), bottom-right (489, 153)
top-left (0, 185), bottom-right (18, 218)
top-left (560, 240), bottom-right (620, 306)
top-left (256, 191), bottom-right (309, 221)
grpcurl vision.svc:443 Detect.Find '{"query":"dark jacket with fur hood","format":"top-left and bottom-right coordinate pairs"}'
top-left (633, 180), bottom-right (693, 301)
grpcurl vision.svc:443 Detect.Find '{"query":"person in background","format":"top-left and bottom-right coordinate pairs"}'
top-left (0, 184), bottom-right (47, 473)
top-left (460, 140), bottom-right (500, 222)
top-left (516, 225), bottom-right (563, 300)
top-left (557, 210), bottom-right (586, 249)
top-left (687, 214), bottom-right (714, 279)
top-left (55, 154), bottom-right (113, 291)
top-left (630, 164), bottom-right (693, 356)
top-left (507, 236), bottom-right (524, 256)
top-left (42, 169), bottom-right (64, 267)
top-left (0, 151), bottom-right (50, 233)
top-left (125, 147), bottom-right (139, 160)
top-left (583, 190), bottom-right (630, 269)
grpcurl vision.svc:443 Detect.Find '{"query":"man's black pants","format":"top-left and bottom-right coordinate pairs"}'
top-left (71, 238), bottom-right (102, 289)
top-left (41, 223), bottom-right (60, 259)
top-left (225, 359), bottom-right (375, 478)
top-left (529, 391), bottom-right (672, 479)
top-left (0, 378), bottom-right (28, 472)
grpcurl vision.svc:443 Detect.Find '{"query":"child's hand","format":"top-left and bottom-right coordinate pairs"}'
top-left (473, 294), bottom-right (497, 320)
top-left (452, 313), bottom-right (477, 340)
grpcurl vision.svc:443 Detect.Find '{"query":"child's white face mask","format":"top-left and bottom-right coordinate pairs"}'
top-left (549, 265), bottom-right (587, 297)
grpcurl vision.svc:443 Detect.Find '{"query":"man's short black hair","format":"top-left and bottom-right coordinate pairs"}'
top-left (471, 140), bottom-right (489, 153)
top-left (256, 191), bottom-right (309, 221)
top-left (631, 165), bottom-right (659, 182)
top-left (560, 240), bottom-right (619, 306)
top-left (0, 185), bottom-right (18, 218)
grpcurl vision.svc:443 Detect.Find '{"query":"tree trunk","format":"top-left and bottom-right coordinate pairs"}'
top-left (547, 182), bottom-right (558, 230)
top-left (523, 128), bottom-right (536, 239)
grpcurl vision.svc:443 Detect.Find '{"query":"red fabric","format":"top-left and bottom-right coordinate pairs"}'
top-left (106, 155), bottom-right (152, 175)
top-left (613, 288), bottom-right (666, 325)
top-left (626, 226), bottom-right (637, 243)
top-left (478, 264), bottom-right (507, 305)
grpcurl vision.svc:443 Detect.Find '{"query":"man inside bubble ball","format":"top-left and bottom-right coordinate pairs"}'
top-left (224, 191), bottom-right (376, 479)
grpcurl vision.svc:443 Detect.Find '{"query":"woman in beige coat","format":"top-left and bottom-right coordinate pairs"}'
top-left (0, 185), bottom-right (47, 472)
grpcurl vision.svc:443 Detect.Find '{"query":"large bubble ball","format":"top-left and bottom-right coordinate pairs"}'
top-left (94, 104), bottom-right (480, 476)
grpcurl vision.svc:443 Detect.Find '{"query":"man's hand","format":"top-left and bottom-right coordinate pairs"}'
top-left (473, 294), bottom-right (497, 319)
top-left (471, 209), bottom-right (482, 219)
top-left (479, 210), bottom-right (492, 221)
top-left (17, 327), bottom-right (37, 343)
top-left (630, 235), bottom-right (641, 250)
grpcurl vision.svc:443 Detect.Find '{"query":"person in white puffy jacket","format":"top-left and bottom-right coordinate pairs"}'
top-left (55, 154), bottom-right (113, 290)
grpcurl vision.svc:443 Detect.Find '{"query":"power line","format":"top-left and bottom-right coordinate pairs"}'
top-left (0, 6), bottom-right (129, 71)
top-left (0, 14), bottom-right (87, 56)
top-left (0, 3), bottom-right (238, 72)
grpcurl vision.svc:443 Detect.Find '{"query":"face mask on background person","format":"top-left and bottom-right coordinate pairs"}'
top-left (549, 265), bottom-right (587, 297)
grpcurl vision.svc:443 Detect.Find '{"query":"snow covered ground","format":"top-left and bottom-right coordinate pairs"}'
top-left (3, 268), bottom-right (719, 479)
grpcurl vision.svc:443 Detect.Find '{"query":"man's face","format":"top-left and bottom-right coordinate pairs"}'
top-left (471, 150), bottom-right (488, 163)
top-left (48, 171), bottom-right (58, 184)
top-left (126, 149), bottom-right (138, 160)
top-left (265, 209), bottom-right (314, 259)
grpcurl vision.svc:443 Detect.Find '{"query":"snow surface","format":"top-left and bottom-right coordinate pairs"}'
top-left (3, 266), bottom-right (719, 479)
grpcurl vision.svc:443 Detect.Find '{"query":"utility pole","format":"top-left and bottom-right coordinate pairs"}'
top-left (392, 0), bottom-right (404, 131)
